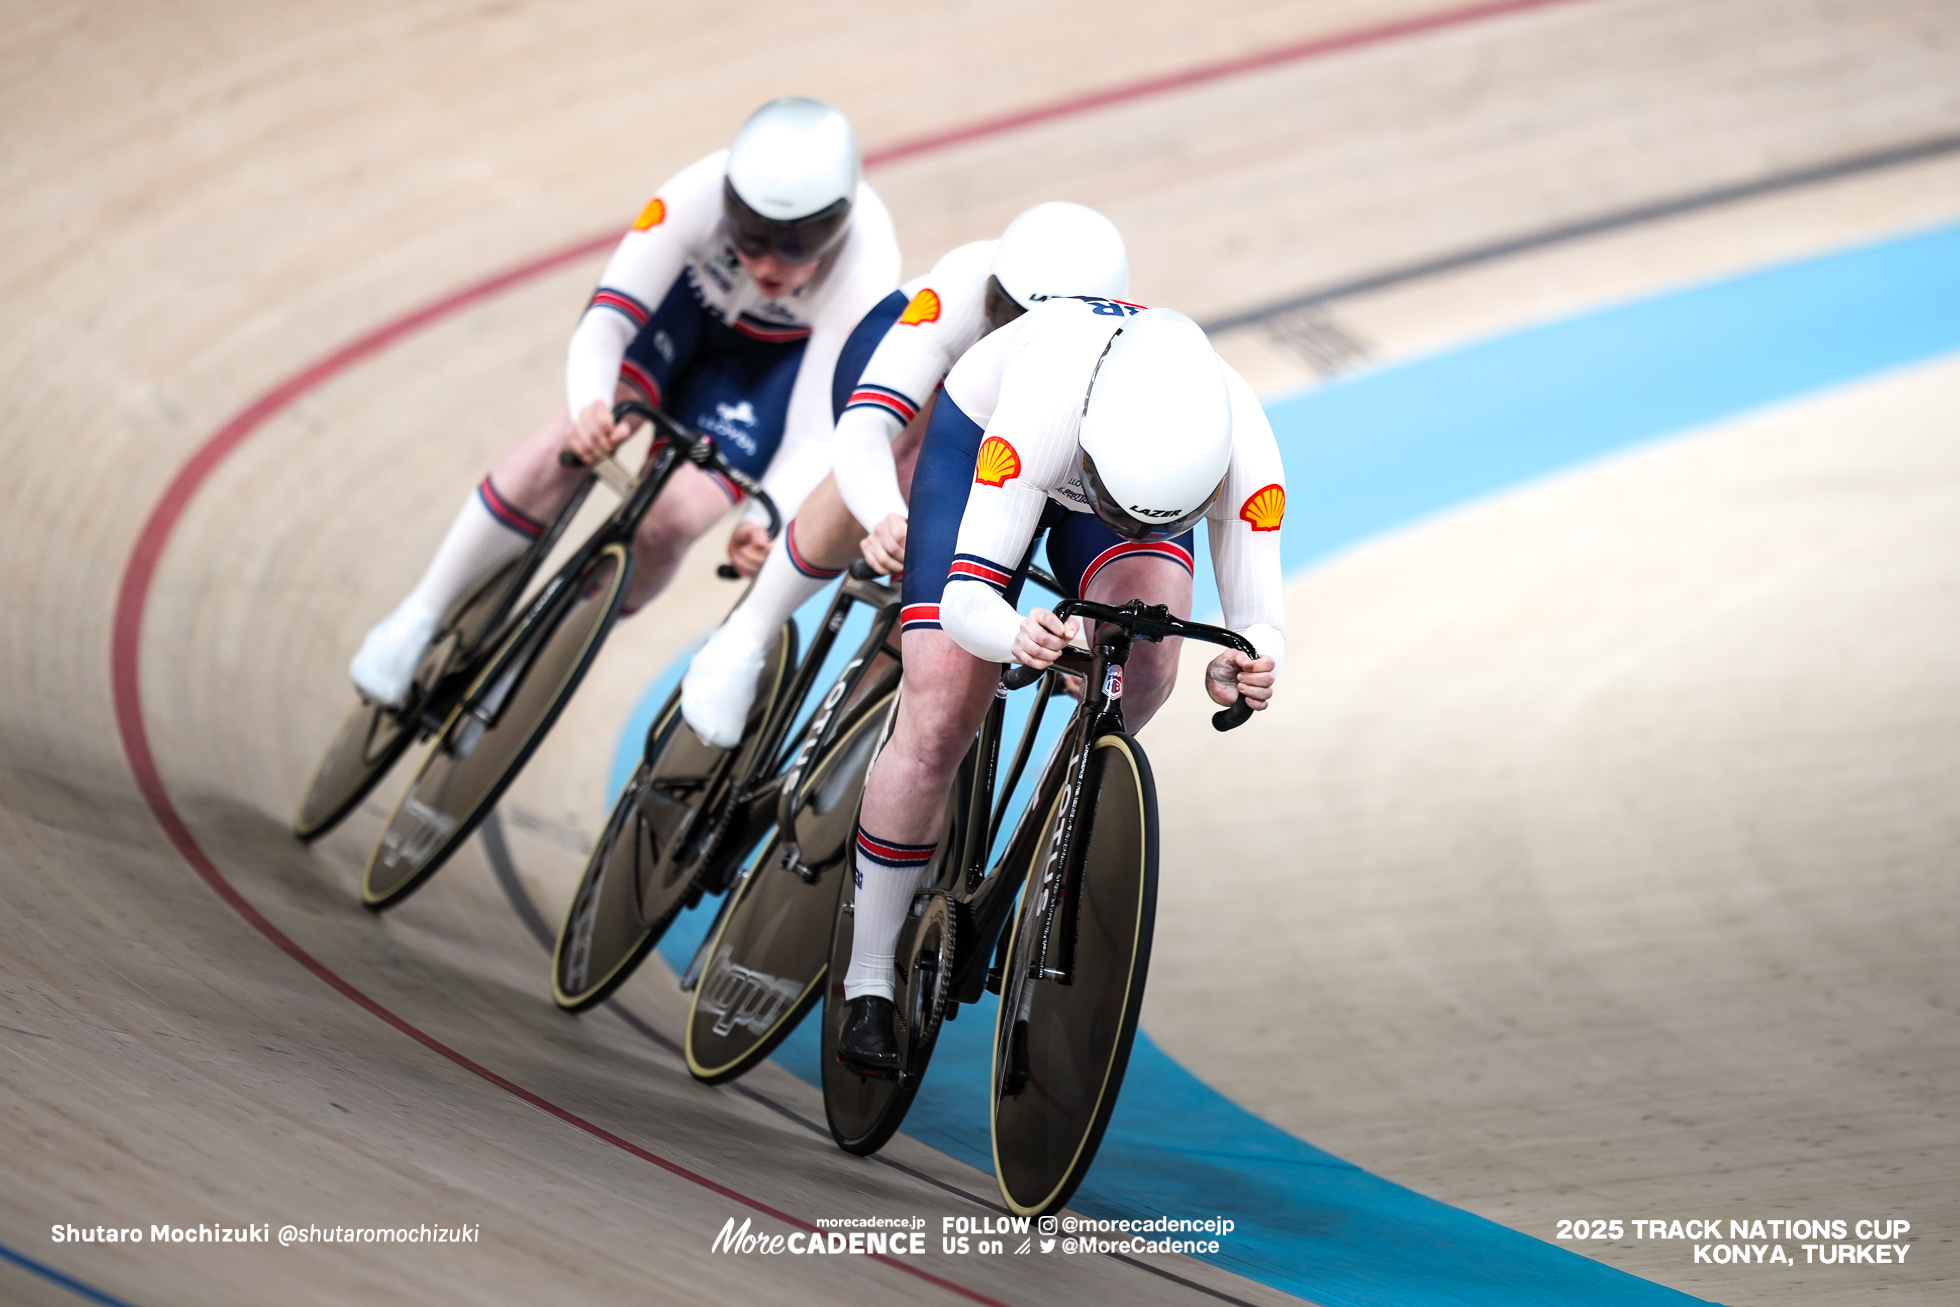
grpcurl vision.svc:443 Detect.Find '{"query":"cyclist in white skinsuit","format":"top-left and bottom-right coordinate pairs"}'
top-left (679, 203), bottom-right (1129, 748)
top-left (834, 299), bottom-right (1288, 1072)
top-left (349, 99), bottom-right (899, 706)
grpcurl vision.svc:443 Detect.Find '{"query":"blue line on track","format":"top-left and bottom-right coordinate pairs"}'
top-left (0, 1241), bottom-right (144, 1307)
top-left (616, 218), bottom-right (1960, 1306)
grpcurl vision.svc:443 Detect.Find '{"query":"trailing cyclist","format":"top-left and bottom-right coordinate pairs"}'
top-left (348, 98), bottom-right (900, 707)
top-left (677, 202), bottom-right (1130, 748)
top-left (836, 297), bottom-right (1288, 1073)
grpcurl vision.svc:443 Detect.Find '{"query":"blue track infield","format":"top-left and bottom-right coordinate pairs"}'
top-left (615, 219), bottom-right (1960, 1305)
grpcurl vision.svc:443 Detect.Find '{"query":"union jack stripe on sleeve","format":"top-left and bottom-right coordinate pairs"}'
top-left (841, 382), bottom-right (920, 426)
top-left (587, 288), bottom-right (651, 328)
top-left (946, 552), bottom-right (1015, 596)
top-left (1078, 539), bottom-right (1194, 594)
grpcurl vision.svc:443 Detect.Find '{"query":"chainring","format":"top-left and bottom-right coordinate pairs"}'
top-left (897, 891), bottom-right (958, 1077)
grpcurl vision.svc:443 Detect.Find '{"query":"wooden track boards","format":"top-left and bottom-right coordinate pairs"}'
top-left (4, 1), bottom-right (1959, 1303)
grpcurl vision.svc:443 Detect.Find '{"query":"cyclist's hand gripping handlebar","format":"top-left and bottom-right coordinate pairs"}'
top-left (998, 599), bottom-right (1259, 732)
top-left (1000, 661), bottom-right (1047, 692)
top-left (556, 402), bottom-right (781, 579)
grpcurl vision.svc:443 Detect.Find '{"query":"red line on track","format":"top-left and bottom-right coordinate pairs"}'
top-left (107, 3), bottom-right (1593, 1302)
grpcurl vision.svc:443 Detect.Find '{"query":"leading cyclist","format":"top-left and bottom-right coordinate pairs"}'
top-left (349, 98), bottom-right (900, 706)
top-left (836, 298), bottom-right (1289, 1073)
top-left (678, 202), bottom-right (1131, 748)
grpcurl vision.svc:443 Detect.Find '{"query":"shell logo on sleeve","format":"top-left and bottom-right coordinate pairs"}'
top-left (899, 288), bottom-right (942, 326)
top-left (974, 436), bottom-right (1022, 487)
top-left (632, 197), bottom-right (667, 231)
top-left (1239, 483), bottom-right (1285, 531)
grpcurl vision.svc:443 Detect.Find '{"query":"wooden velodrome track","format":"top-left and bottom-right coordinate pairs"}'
top-left (5, 1), bottom-right (1957, 1304)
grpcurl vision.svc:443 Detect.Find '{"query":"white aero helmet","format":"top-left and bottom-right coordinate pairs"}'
top-left (1078, 308), bottom-right (1232, 542)
top-left (987, 202), bottom-right (1130, 327)
top-left (723, 98), bottom-right (859, 265)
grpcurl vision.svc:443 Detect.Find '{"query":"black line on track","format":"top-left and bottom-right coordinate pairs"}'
top-left (1106, 1253), bottom-right (1266, 1307)
top-left (1202, 129), bottom-right (1960, 334)
top-left (477, 810), bottom-right (556, 948)
top-left (480, 808), bottom-right (682, 1058)
top-left (478, 811), bottom-right (1265, 1304)
top-left (875, 1156), bottom-right (1012, 1215)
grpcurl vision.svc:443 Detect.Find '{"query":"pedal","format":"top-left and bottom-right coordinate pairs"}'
top-left (833, 1052), bottom-right (896, 1083)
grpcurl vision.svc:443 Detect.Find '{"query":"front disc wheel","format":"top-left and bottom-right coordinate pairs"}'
top-left (990, 733), bottom-right (1157, 1217)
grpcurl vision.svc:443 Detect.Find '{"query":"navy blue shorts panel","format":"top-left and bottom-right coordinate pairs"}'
top-left (619, 271), bottom-right (807, 481)
top-left (1041, 514), bottom-right (1196, 603)
top-left (899, 394), bottom-right (1195, 637)
top-left (830, 289), bottom-right (909, 423)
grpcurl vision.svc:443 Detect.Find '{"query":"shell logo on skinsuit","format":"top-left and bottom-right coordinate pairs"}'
top-left (974, 436), bottom-right (1021, 487)
top-left (1239, 483), bottom-right (1285, 531)
top-left (899, 288), bottom-right (942, 326)
top-left (633, 197), bottom-right (666, 231)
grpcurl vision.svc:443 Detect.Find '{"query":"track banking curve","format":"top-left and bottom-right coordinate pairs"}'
top-left (101, 5), bottom-right (1605, 1305)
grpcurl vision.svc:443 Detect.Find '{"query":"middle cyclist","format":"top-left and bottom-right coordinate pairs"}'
top-left (678, 201), bottom-right (1131, 746)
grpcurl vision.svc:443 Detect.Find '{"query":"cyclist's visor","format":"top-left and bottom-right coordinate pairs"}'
top-left (722, 179), bottom-right (852, 267)
top-left (982, 275), bottom-right (1027, 333)
top-left (1079, 448), bottom-right (1222, 543)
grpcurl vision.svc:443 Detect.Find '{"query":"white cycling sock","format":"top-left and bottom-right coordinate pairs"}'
top-left (841, 828), bottom-right (937, 1003)
top-left (401, 479), bottom-right (538, 620)
top-left (722, 522), bottom-right (841, 647)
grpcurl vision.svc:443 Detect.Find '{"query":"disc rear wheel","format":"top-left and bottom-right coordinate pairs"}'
top-left (552, 625), bottom-right (796, 1012)
top-left (686, 670), bottom-right (898, 1083)
top-left (990, 733), bottom-right (1157, 1217)
top-left (361, 546), bottom-right (628, 909)
top-left (294, 555), bottom-right (525, 842)
top-left (818, 756), bottom-right (968, 1155)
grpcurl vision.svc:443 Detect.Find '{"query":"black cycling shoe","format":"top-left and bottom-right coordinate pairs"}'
top-left (836, 995), bottom-right (901, 1076)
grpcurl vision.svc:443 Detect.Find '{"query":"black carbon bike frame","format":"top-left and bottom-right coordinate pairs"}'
top-left (943, 600), bottom-right (1255, 1007)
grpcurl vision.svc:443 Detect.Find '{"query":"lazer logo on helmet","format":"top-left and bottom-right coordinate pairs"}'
top-left (1128, 505), bottom-right (1183, 518)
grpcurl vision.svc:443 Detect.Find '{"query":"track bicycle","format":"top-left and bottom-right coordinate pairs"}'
top-left (549, 557), bottom-right (904, 1015)
top-left (673, 562), bottom-right (1067, 1084)
top-left (356, 400), bottom-right (780, 910)
top-left (819, 598), bottom-right (1257, 1216)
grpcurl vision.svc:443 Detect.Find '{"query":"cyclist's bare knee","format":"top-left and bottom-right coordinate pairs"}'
top-left (1084, 553), bottom-right (1192, 730)
top-left (783, 475), bottom-right (864, 570)
top-left (485, 407), bottom-right (586, 521)
top-left (620, 463), bottom-right (739, 611)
